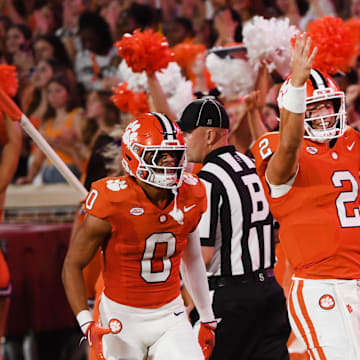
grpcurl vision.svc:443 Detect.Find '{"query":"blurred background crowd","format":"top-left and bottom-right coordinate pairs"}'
top-left (1, 0), bottom-right (360, 359)
top-left (0, 0), bottom-right (359, 187)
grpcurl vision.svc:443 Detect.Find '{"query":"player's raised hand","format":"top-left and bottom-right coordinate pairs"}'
top-left (291, 33), bottom-right (317, 87)
top-left (198, 321), bottom-right (216, 360)
top-left (85, 322), bottom-right (111, 360)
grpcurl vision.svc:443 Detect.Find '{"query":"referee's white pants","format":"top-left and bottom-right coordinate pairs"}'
top-left (99, 293), bottom-right (204, 360)
top-left (288, 277), bottom-right (360, 360)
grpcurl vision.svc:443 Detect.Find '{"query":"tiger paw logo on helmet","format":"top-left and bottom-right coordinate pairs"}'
top-left (121, 113), bottom-right (187, 189)
top-left (122, 120), bottom-right (140, 148)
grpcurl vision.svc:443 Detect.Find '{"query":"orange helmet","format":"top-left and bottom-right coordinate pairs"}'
top-left (278, 69), bottom-right (346, 142)
top-left (121, 112), bottom-right (187, 189)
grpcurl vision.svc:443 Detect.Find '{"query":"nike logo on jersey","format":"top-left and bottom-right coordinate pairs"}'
top-left (174, 311), bottom-right (184, 316)
top-left (347, 141), bottom-right (355, 151)
top-left (184, 204), bottom-right (197, 212)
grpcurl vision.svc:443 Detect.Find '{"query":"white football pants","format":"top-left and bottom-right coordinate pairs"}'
top-left (288, 277), bottom-right (360, 360)
top-left (99, 293), bottom-right (204, 360)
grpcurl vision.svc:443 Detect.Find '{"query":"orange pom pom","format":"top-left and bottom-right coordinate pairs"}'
top-left (128, 92), bottom-right (150, 115)
top-left (111, 83), bottom-right (132, 112)
top-left (307, 17), bottom-right (355, 74)
top-left (0, 65), bottom-right (18, 97)
top-left (172, 40), bottom-right (206, 70)
top-left (345, 18), bottom-right (360, 56)
top-left (111, 82), bottom-right (149, 116)
top-left (172, 40), bottom-right (207, 86)
top-left (115, 29), bottom-right (173, 75)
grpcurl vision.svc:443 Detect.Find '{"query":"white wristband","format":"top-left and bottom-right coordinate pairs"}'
top-left (282, 81), bottom-right (306, 114)
top-left (76, 309), bottom-right (93, 334)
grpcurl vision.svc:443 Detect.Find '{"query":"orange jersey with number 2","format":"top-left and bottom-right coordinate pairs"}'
top-left (84, 173), bottom-right (206, 308)
top-left (252, 127), bottom-right (360, 279)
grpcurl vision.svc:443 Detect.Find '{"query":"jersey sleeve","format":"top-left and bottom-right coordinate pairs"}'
top-left (251, 132), bottom-right (280, 178)
top-left (182, 173), bottom-right (207, 232)
top-left (84, 179), bottom-right (113, 220)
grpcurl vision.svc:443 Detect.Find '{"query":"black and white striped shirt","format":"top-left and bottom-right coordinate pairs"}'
top-left (198, 146), bottom-right (275, 277)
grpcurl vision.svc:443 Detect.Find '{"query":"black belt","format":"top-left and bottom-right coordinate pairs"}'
top-left (208, 268), bottom-right (274, 290)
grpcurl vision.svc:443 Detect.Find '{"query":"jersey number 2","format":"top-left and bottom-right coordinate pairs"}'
top-left (141, 233), bottom-right (176, 283)
top-left (332, 171), bottom-right (360, 227)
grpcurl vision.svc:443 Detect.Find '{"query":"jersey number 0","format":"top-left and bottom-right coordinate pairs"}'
top-left (141, 233), bottom-right (176, 283)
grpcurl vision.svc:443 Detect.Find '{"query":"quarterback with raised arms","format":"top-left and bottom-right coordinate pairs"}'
top-left (252, 34), bottom-right (360, 359)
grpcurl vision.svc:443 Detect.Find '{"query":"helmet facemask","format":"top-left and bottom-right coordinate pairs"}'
top-left (121, 113), bottom-right (187, 190)
top-left (130, 141), bottom-right (187, 189)
top-left (304, 88), bottom-right (346, 143)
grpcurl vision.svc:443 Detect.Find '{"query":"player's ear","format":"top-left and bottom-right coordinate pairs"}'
top-left (206, 129), bottom-right (216, 144)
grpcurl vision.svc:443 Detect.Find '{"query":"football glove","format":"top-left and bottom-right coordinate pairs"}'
top-left (85, 321), bottom-right (111, 360)
top-left (198, 321), bottom-right (216, 360)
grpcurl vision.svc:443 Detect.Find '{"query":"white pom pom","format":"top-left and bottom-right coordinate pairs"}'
top-left (117, 60), bottom-right (148, 92)
top-left (167, 80), bottom-right (193, 119)
top-left (206, 53), bottom-right (257, 101)
top-left (243, 16), bottom-right (298, 79)
top-left (156, 62), bottom-right (183, 97)
top-left (118, 60), bottom-right (193, 118)
top-left (156, 62), bottom-right (193, 118)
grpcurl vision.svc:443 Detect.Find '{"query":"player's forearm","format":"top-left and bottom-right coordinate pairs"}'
top-left (278, 79), bottom-right (306, 153)
top-left (62, 260), bottom-right (90, 315)
top-left (267, 109), bottom-right (303, 184)
top-left (147, 73), bottom-right (176, 120)
top-left (181, 258), bottom-right (214, 322)
top-left (279, 108), bottom-right (304, 152)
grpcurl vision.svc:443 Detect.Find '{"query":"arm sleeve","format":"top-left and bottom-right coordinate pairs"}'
top-left (180, 228), bottom-right (215, 323)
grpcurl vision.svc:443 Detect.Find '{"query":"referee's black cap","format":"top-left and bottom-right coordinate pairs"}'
top-left (177, 97), bottom-right (230, 132)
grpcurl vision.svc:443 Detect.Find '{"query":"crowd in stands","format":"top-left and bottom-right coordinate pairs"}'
top-left (0, 0), bottom-right (356, 187)
top-left (1, 1), bottom-right (360, 358)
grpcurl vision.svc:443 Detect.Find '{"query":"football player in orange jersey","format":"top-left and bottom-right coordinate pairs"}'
top-left (251, 33), bottom-right (360, 359)
top-left (62, 112), bottom-right (217, 360)
top-left (0, 112), bottom-right (21, 360)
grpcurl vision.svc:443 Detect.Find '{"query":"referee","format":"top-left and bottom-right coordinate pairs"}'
top-left (177, 97), bottom-right (290, 360)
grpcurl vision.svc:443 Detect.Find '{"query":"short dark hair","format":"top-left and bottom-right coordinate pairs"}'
top-left (126, 3), bottom-right (155, 29)
top-left (79, 11), bottom-right (113, 53)
top-left (174, 17), bottom-right (194, 37)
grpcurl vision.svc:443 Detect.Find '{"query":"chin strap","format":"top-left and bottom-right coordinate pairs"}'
top-left (169, 188), bottom-right (184, 225)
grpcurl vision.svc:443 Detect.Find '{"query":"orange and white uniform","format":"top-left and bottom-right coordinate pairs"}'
top-left (85, 173), bottom-right (206, 308)
top-left (84, 173), bottom-right (207, 359)
top-left (252, 127), bottom-right (360, 359)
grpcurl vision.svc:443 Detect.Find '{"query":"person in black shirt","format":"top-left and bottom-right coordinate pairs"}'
top-left (177, 97), bottom-right (290, 360)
